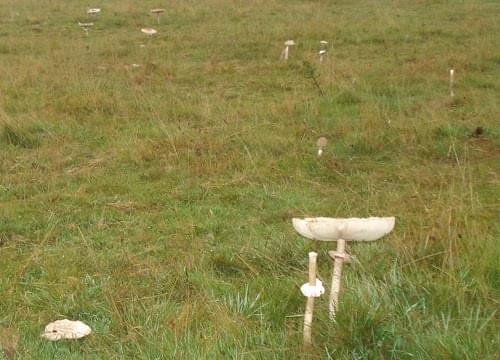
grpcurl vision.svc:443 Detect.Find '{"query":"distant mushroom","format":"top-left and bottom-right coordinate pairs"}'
top-left (151, 9), bottom-right (165, 24)
top-left (281, 40), bottom-right (295, 61)
top-left (319, 50), bottom-right (327, 63)
top-left (78, 22), bottom-right (94, 36)
top-left (449, 68), bottom-right (455, 97)
top-left (316, 137), bottom-right (328, 156)
top-left (141, 28), bottom-right (157, 37)
top-left (87, 8), bottom-right (101, 16)
top-left (320, 40), bottom-right (328, 46)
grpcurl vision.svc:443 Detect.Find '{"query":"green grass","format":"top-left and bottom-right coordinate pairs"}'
top-left (1, 0), bottom-right (499, 358)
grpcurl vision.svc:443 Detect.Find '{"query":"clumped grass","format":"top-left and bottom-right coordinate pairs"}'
top-left (0, 0), bottom-right (499, 359)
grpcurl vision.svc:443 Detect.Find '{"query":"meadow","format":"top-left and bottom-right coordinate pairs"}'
top-left (0, 0), bottom-right (499, 358)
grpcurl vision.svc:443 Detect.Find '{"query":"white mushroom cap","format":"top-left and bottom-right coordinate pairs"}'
top-left (141, 28), bottom-right (157, 35)
top-left (42, 319), bottom-right (91, 341)
top-left (320, 40), bottom-right (328, 45)
top-left (292, 217), bottom-right (396, 242)
top-left (316, 136), bottom-right (328, 148)
top-left (284, 40), bottom-right (295, 46)
top-left (87, 8), bottom-right (101, 15)
top-left (78, 22), bottom-right (94, 27)
top-left (319, 50), bottom-right (327, 55)
top-left (151, 9), bottom-right (165, 14)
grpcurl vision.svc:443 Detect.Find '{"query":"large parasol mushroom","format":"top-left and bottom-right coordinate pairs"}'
top-left (293, 217), bottom-right (396, 319)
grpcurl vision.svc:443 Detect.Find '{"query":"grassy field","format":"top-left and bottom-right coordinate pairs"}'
top-left (1, 0), bottom-right (499, 358)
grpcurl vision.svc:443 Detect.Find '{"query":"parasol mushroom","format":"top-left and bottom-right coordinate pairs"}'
top-left (301, 252), bottom-right (324, 348)
top-left (78, 22), bottom-right (94, 36)
top-left (293, 217), bottom-right (395, 319)
top-left (141, 28), bottom-right (157, 37)
top-left (281, 40), bottom-right (295, 61)
top-left (87, 8), bottom-right (101, 16)
top-left (151, 8), bottom-right (165, 24)
top-left (42, 319), bottom-right (91, 341)
top-left (316, 137), bottom-right (328, 156)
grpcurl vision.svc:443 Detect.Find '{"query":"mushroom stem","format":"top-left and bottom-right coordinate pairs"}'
top-left (449, 69), bottom-right (455, 97)
top-left (329, 239), bottom-right (346, 320)
top-left (303, 252), bottom-right (318, 348)
top-left (284, 46), bottom-right (289, 60)
top-left (320, 54), bottom-right (324, 63)
top-left (318, 148), bottom-right (323, 156)
top-left (157, 14), bottom-right (161, 25)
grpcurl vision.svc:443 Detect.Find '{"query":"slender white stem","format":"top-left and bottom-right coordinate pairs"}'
top-left (303, 252), bottom-right (317, 347)
top-left (318, 148), bottom-right (323, 156)
top-left (449, 69), bottom-right (455, 97)
top-left (284, 46), bottom-right (289, 60)
top-left (329, 239), bottom-right (346, 320)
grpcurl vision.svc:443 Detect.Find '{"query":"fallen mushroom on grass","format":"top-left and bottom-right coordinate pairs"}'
top-left (87, 8), bottom-right (101, 16)
top-left (141, 28), bottom-right (157, 37)
top-left (42, 319), bottom-right (91, 341)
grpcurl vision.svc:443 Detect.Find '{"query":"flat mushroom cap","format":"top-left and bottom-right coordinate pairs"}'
top-left (284, 40), bottom-right (295, 46)
top-left (319, 50), bottom-right (327, 55)
top-left (292, 217), bottom-right (395, 242)
top-left (141, 28), bottom-right (158, 35)
top-left (151, 9), bottom-right (165, 14)
top-left (320, 40), bottom-right (328, 45)
top-left (78, 22), bottom-right (94, 27)
top-left (87, 8), bottom-right (101, 15)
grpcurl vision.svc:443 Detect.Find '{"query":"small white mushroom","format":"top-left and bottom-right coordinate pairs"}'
top-left (87, 8), bottom-right (101, 16)
top-left (449, 68), bottom-right (455, 97)
top-left (302, 252), bottom-right (323, 348)
top-left (141, 28), bottom-right (157, 37)
top-left (78, 22), bottom-right (94, 36)
top-left (42, 319), bottom-right (91, 341)
top-left (319, 50), bottom-right (327, 63)
top-left (281, 40), bottom-right (295, 61)
top-left (151, 8), bottom-right (165, 24)
top-left (316, 137), bottom-right (328, 156)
